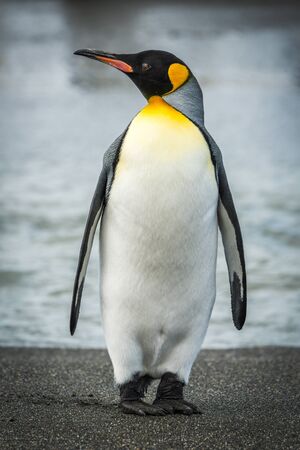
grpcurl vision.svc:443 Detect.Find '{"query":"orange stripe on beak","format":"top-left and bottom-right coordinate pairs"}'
top-left (95, 56), bottom-right (133, 73)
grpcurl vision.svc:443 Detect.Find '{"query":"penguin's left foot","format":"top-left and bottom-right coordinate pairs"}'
top-left (119, 373), bottom-right (166, 416)
top-left (119, 399), bottom-right (166, 416)
top-left (153, 398), bottom-right (201, 415)
top-left (153, 372), bottom-right (202, 415)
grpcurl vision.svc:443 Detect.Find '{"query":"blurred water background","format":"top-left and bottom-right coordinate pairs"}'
top-left (0, 0), bottom-right (299, 348)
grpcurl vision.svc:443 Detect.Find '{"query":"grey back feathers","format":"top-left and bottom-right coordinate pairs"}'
top-left (103, 130), bottom-right (129, 201)
top-left (166, 75), bottom-right (204, 127)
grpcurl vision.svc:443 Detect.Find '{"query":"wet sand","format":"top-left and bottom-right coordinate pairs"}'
top-left (0, 347), bottom-right (299, 449)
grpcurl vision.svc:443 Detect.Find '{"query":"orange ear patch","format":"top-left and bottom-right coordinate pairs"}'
top-left (167, 63), bottom-right (189, 94)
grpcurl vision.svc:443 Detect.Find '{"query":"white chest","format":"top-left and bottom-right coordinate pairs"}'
top-left (111, 98), bottom-right (217, 226)
top-left (101, 98), bottom-right (218, 285)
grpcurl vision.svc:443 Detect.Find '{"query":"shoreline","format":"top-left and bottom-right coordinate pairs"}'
top-left (1, 346), bottom-right (299, 449)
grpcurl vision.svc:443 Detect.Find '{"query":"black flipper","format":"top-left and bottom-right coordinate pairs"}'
top-left (201, 129), bottom-right (247, 330)
top-left (70, 166), bottom-right (107, 335)
top-left (70, 131), bottom-right (127, 335)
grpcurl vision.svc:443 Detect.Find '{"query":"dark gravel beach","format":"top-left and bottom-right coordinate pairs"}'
top-left (0, 347), bottom-right (299, 449)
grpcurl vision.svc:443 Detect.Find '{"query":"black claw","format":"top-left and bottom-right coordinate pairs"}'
top-left (120, 400), bottom-right (166, 416)
top-left (158, 403), bottom-right (175, 414)
top-left (153, 398), bottom-right (202, 415)
top-left (184, 400), bottom-right (202, 414)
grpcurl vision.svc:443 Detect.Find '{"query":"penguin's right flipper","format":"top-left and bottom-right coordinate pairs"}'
top-left (70, 131), bottom-right (127, 335)
top-left (70, 165), bottom-right (107, 335)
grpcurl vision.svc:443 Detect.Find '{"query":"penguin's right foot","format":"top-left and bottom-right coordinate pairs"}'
top-left (119, 373), bottom-right (166, 416)
top-left (119, 399), bottom-right (166, 416)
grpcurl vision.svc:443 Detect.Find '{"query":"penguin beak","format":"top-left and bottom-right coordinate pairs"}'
top-left (74, 49), bottom-right (133, 73)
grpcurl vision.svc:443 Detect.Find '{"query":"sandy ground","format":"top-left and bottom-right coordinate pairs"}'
top-left (0, 347), bottom-right (299, 449)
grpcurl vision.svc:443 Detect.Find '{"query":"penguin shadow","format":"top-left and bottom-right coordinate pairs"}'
top-left (11, 392), bottom-right (112, 409)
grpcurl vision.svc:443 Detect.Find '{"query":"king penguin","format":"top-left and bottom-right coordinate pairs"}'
top-left (70, 49), bottom-right (247, 416)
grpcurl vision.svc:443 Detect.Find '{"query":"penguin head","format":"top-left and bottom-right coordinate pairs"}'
top-left (74, 49), bottom-right (190, 100)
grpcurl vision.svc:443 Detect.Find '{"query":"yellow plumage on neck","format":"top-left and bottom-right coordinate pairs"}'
top-left (114, 96), bottom-right (214, 177)
top-left (142, 96), bottom-right (188, 124)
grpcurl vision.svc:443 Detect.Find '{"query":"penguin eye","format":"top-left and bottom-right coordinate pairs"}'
top-left (141, 63), bottom-right (152, 72)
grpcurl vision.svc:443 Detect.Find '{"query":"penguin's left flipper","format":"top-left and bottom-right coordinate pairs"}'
top-left (70, 131), bottom-right (127, 335)
top-left (201, 128), bottom-right (247, 330)
top-left (217, 164), bottom-right (247, 330)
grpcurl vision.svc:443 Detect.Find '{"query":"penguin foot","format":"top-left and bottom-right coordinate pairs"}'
top-left (119, 399), bottom-right (167, 416)
top-left (119, 373), bottom-right (164, 415)
top-left (153, 398), bottom-right (201, 415)
top-left (153, 372), bottom-right (202, 415)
